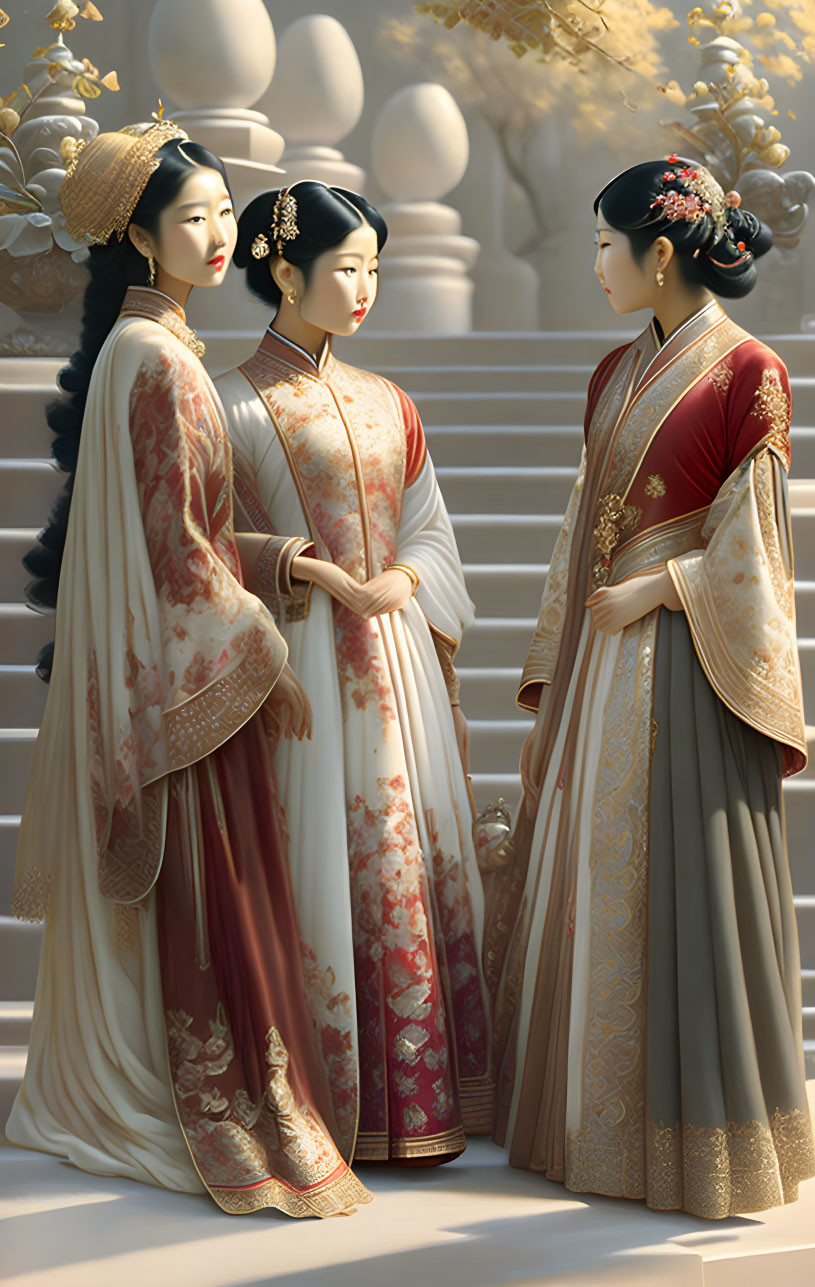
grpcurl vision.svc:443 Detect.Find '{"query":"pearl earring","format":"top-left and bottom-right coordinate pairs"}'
top-left (147, 255), bottom-right (157, 288)
top-left (287, 290), bottom-right (296, 305)
top-left (656, 268), bottom-right (665, 288)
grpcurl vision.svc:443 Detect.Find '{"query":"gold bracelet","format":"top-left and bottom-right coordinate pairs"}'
top-left (384, 563), bottom-right (420, 596)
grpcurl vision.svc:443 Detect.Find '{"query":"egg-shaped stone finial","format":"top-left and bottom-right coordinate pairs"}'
top-left (261, 15), bottom-right (364, 146)
top-left (149, 0), bottom-right (276, 111)
top-left (373, 83), bottom-right (469, 203)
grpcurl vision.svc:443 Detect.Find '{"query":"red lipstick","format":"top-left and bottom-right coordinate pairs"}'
top-left (353, 307), bottom-right (367, 321)
top-left (208, 254), bottom-right (226, 270)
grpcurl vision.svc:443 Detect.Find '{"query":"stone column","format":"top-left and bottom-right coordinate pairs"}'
top-left (148, 0), bottom-right (284, 367)
top-left (260, 15), bottom-right (365, 192)
top-left (370, 83), bottom-right (479, 334)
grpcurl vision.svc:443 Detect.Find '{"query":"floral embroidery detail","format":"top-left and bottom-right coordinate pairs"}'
top-left (644, 474), bottom-right (667, 499)
top-left (298, 938), bottom-right (357, 1159)
top-left (708, 359), bottom-right (734, 396)
top-left (592, 493), bottom-right (643, 585)
top-left (752, 367), bottom-right (791, 471)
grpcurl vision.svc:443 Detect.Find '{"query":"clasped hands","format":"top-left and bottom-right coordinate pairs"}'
top-left (586, 566), bottom-right (681, 635)
top-left (291, 555), bottom-right (414, 619)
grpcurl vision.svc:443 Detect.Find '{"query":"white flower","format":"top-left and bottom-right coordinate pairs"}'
top-left (0, 211), bottom-right (53, 257)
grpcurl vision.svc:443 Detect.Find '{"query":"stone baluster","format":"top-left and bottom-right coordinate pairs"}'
top-left (260, 15), bottom-right (365, 192)
top-left (148, 0), bottom-right (284, 366)
top-left (370, 83), bottom-right (479, 334)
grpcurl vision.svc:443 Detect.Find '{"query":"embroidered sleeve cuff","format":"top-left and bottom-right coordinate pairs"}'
top-left (254, 536), bottom-right (315, 600)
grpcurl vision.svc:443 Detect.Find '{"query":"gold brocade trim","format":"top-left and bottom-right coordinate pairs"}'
top-left (431, 628), bottom-right (461, 705)
top-left (644, 473), bottom-right (666, 498)
top-left (119, 288), bottom-right (205, 359)
top-left (752, 368), bottom-right (791, 471)
top-left (113, 902), bottom-right (141, 957)
top-left (11, 866), bottom-right (52, 922)
top-left (645, 1108), bottom-right (815, 1218)
top-left (567, 611), bottom-right (658, 1199)
top-left (610, 508), bottom-right (708, 585)
top-left (460, 1074), bottom-right (496, 1134)
top-left (209, 1164), bottom-right (372, 1217)
top-left (162, 626), bottom-right (284, 773)
top-left (355, 1125), bottom-right (467, 1161)
top-left (591, 494), bottom-right (642, 585)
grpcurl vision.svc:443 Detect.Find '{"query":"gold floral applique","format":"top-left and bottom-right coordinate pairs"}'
top-left (592, 493), bottom-right (642, 584)
top-left (708, 359), bottom-right (734, 396)
top-left (645, 474), bottom-right (667, 499)
top-left (752, 367), bottom-right (791, 471)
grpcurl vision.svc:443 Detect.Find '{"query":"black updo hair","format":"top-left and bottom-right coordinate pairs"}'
top-left (24, 137), bottom-right (231, 680)
top-left (233, 180), bottom-right (388, 310)
top-left (594, 159), bottom-right (773, 300)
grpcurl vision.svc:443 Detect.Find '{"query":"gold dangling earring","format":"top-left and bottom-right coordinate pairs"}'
top-left (287, 290), bottom-right (296, 305)
top-left (656, 268), bottom-right (665, 288)
top-left (147, 255), bottom-right (157, 288)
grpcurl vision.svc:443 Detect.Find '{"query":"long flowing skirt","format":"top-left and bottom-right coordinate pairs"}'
top-left (496, 608), bottom-right (814, 1217)
top-left (7, 711), bottom-right (370, 1217)
top-left (274, 588), bottom-right (493, 1163)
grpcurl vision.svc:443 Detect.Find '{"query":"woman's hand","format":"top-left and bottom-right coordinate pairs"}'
top-left (355, 568), bottom-right (414, 618)
top-left (291, 555), bottom-right (367, 615)
top-left (269, 663), bottom-right (312, 741)
top-left (586, 567), bottom-right (680, 636)
top-left (451, 704), bottom-right (470, 776)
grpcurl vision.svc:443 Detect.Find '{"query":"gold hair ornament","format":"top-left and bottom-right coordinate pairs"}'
top-left (59, 115), bottom-right (188, 245)
top-left (251, 232), bottom-right (270, 259)
top-left (271, 186), bottom-right (299, 255)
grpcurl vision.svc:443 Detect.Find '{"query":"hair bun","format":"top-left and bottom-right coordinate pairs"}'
top-left (725, 207), bottom-right (773, 259)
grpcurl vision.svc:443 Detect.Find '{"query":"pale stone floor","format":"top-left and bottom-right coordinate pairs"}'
top-left (2, 1128), bottom-right (815, 1287)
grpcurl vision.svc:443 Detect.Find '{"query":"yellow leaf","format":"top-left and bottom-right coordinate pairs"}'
top-left (80, 1), bottom-right (103, 18)
top-left (32, 44), bottom-right (61, 58)
top-left (99, 70), bottom-right (119, 91)
top-left (789, 109), bottom-right (796, 119)
top-left (0, 10), bottom-right (9, 29)
top-left (72, 74), bottom-right (102, 98)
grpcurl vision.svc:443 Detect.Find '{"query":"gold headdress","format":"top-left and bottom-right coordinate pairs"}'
top-left (251, 184), bottom-right (300, 260)
top-left (60, 118), bottom-right (188, 245)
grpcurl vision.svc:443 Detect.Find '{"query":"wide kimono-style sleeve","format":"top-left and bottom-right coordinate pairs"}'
top-left (668, 346), bottom-right (806, 775)
top-left (97, 341), bottom-right (288, 904)
top-left (387, 382), bottom-right (475, 705)
top-left (215, 367), bottom-right (315, 620)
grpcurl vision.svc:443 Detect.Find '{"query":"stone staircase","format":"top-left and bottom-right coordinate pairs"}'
top-left (1, 332), bottom-right (813, 1122)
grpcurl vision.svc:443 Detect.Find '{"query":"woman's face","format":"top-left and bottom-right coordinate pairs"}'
top-left (594, 215), bottom-right (654, 315)
top-left (140, 166), bottom-right (237, 289)
top-left (297, 223), bottom-right (380, 336)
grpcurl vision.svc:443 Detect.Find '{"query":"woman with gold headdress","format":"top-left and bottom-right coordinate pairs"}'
top-left (6, 124), bottom-right (370, 1217)
top-left (486, 159), bottom-right (814, 1218)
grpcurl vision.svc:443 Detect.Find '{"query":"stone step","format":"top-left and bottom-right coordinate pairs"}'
top-left (457, 618), bottom-right (538, 668)
top-left (463, 563), bottom-right (548, 621)
top-left (439, 466), bottom-right (578, 514)
top-left (0, 731), bottom-right (36, 816)
top-left (452, 514), bottom-right (565, 564)
top-left (0, 1045), bottom-right (26, 1125)
top-left (0, 1000), bottom-right (32, 1046)
top-left (459, 668), bottom-right (523, 720)
top-left (0, 459), bottom-right (62, 527)
top-left (0, 817), bottom-right (19, 914)
top-left (0, 529), bottom-right (38, 603)
top-left (468, 718), bottom-right (532, 776)
top-left (384, 364), bottom-right (596, 393)
top-left (416, 391), bottom-right (587, 427)
top-left (451, 508), bottom-right (815, 573)
top-left (428, 426), bottom-right (582, 469)
top-left (782, 781), bottom-right (815, 894)
top-left (0, 916), bottom-right (42, 1001)
top-left (0, 666), bottom-right (47, 728)
top-left (797, 897), bottom-right (815, 970)
top-left (803, 969), bottom-right (815, 1006)
top-left (0, 604), bottom-right (54, 664)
